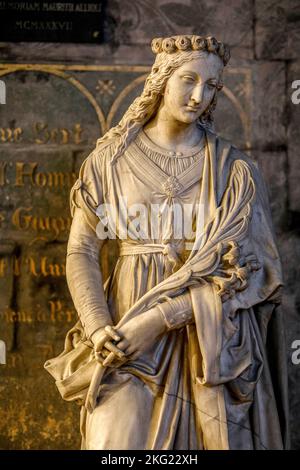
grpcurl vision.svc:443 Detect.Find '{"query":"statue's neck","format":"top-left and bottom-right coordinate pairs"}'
top-left (144, 106), bottom-right (203, 153)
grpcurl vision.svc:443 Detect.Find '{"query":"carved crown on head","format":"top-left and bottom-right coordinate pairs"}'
top-left (151, 35), bottom-right (230, 66)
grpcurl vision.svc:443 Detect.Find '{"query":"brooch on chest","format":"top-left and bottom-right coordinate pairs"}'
top-left (162, 176), bottom-right (184, 198)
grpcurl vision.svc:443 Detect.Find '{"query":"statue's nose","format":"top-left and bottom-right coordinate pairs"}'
top-left (191, 84), bottom-right (204, 105)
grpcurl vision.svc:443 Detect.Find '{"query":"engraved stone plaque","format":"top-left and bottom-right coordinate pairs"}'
top-left (0, 1), bottom-right (105, 43)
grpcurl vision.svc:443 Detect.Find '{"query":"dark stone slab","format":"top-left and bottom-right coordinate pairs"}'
top-left (103, 0), bottom-right (254, 58)
top-left (287, 60), bottom-right (300, 212)
top-left (255, 0), bottom-right (300, 60)
top-left (250, 61), bottom-right (286, 150)
top-left (278, 232), bottom-right (300, 449)
top-left (0, 1), bottom-right (105, 44)
top-left (252, 150), bottom-right (288, 230)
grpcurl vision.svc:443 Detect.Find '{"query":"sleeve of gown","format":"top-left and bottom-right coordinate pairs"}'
top-left (156, 290), bottom-right (194, 330)
top-left (66, 146), bottom-right (113, 341)
top-left (224, 158), bottom-right (283, 311)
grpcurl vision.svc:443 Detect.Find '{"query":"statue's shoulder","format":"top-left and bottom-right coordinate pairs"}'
top-left (213, 131), bottom-right (260, 177)
top-left (94, 137), bottom-right (117, 164)
top-left (82, 137), bottom-right (117, 173)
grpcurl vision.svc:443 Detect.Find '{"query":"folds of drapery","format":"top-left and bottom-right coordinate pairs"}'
top-left (44, 129), bottom-right (289, 449)
top-left (183, 134), bottom-right (288, 449)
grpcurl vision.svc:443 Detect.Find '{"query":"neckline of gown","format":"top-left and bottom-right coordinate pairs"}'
top-left (138, 128), bottom-right (205, 159)
top-left (126, 131), bottom-right (205, 196)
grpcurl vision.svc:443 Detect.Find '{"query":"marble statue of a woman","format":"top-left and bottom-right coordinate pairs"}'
top-left (45, 35), bottom-right (289, 450)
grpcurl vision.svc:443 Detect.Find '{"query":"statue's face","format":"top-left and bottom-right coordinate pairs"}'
top-left (162, 53), bottom-right (223, 124)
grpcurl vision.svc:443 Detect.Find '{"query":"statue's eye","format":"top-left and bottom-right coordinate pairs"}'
top-left (182, 75), bottom-right (195, 83)
top-left (207, 82), bottom-right (217, 89)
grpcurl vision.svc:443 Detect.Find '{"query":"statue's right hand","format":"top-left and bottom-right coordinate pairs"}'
top-left (92, 325), bottom-right (126, 365)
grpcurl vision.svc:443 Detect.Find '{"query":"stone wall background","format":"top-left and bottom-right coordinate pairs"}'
top-left (0, 0), bottom-right (299, 449)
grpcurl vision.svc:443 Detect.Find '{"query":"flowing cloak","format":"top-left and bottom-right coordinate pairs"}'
top-left (44, 129), bottom-right (289, 450)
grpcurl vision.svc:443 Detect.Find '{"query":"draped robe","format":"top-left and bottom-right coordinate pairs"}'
top-left (44, 129), bottom-right (289, 450)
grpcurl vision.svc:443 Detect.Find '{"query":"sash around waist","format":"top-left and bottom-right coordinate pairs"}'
top-left (119, 242), bottom-right (184, 268)
top-left (118, 241), bottom-right (191, 276)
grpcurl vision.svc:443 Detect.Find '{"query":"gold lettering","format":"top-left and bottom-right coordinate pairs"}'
top-left (26, 256), bottom-right (39, 277)
top-left (0, 124), bottom-right (84, 146)
top-left (0, 305), bottom-right (77, 325)
top-left (0, 212), bottom-right (5, 227)
top-left (49, 128), bottom-right (58, 143)
top-left (46, 171), bottom-right (65, 187)
top-left (5, 310), bottom-right (33, 323)
top-left (34, 170), bottom-right (77, 188)
top-left (0, 127), bottom-right (12, 142)
top-left (19, 310), bottom-right (32, 323)
top-left (36, 309), bottom-right (47, 322)
top-left (41, 257), bottom-right (65, 277)
top-left (73, 124), bottom-right (85, 144)
top-left (14, 162), bottom-right (76, 188)
top-left (12, 255), bottom-right (21, 276)
top-left (35, 171), bottom-right (48, 187)
top-left (40, 256), bottom-right (48, 276)
top-left (33, 123), bottom-right (85, 145)
top-left (58, 128), bottom-right (69, 144)
top-left (14, 128), bottom-right (23, 142)
top-left (0, 127), bottom-right (23, 143)
top-left (65, 309), bottom-right (74, 322)
top-left (0, 258), bottom-right (7, 277)
top-left (0, 161), bottom-right (7, 185)
top-left (34, 122), bottom-right (50, 144)
top-left (12, 206), bottom-right (32, 230)
top-left (15, 162), bottom-right (37, 186)
top-left (49, 299), bottom-right (63, 322)
top-left (2, 308), bottom-right (13, 322)
top-left (48, 299), bottom-right (75, 323)
top-left (11, 207), bottom-right (71, 237)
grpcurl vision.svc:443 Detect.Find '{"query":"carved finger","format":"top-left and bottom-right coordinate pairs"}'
top-left (104, 341), bottom-right (126, 358)
top-left (104, 325), bottom-right (121, 342)
top-left (101, 349), bottom-right (110, 357)
top-left (94, 333), bottom-right (111, 352)
top-left (94, 353), bottom-right (105, 364)
top-left (94, 350), bottom-right (108, 361)
top-left (116, 339), bottom-right (130, 353)
top-left (102, 352), bottom-right (116, 367)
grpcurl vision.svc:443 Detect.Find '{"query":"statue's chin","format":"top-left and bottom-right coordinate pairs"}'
top-left (174, 109), bottom-right (202, 125)
top-left (178, 116), bottom-right (200, 125)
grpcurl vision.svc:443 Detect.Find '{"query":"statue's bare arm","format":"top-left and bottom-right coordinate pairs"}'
top-left (66, 206), bottom-right (125, 359)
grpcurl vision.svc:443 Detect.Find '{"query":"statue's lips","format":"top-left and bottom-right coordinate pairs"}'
top-left (185, 105), bottom-right (200, 112)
